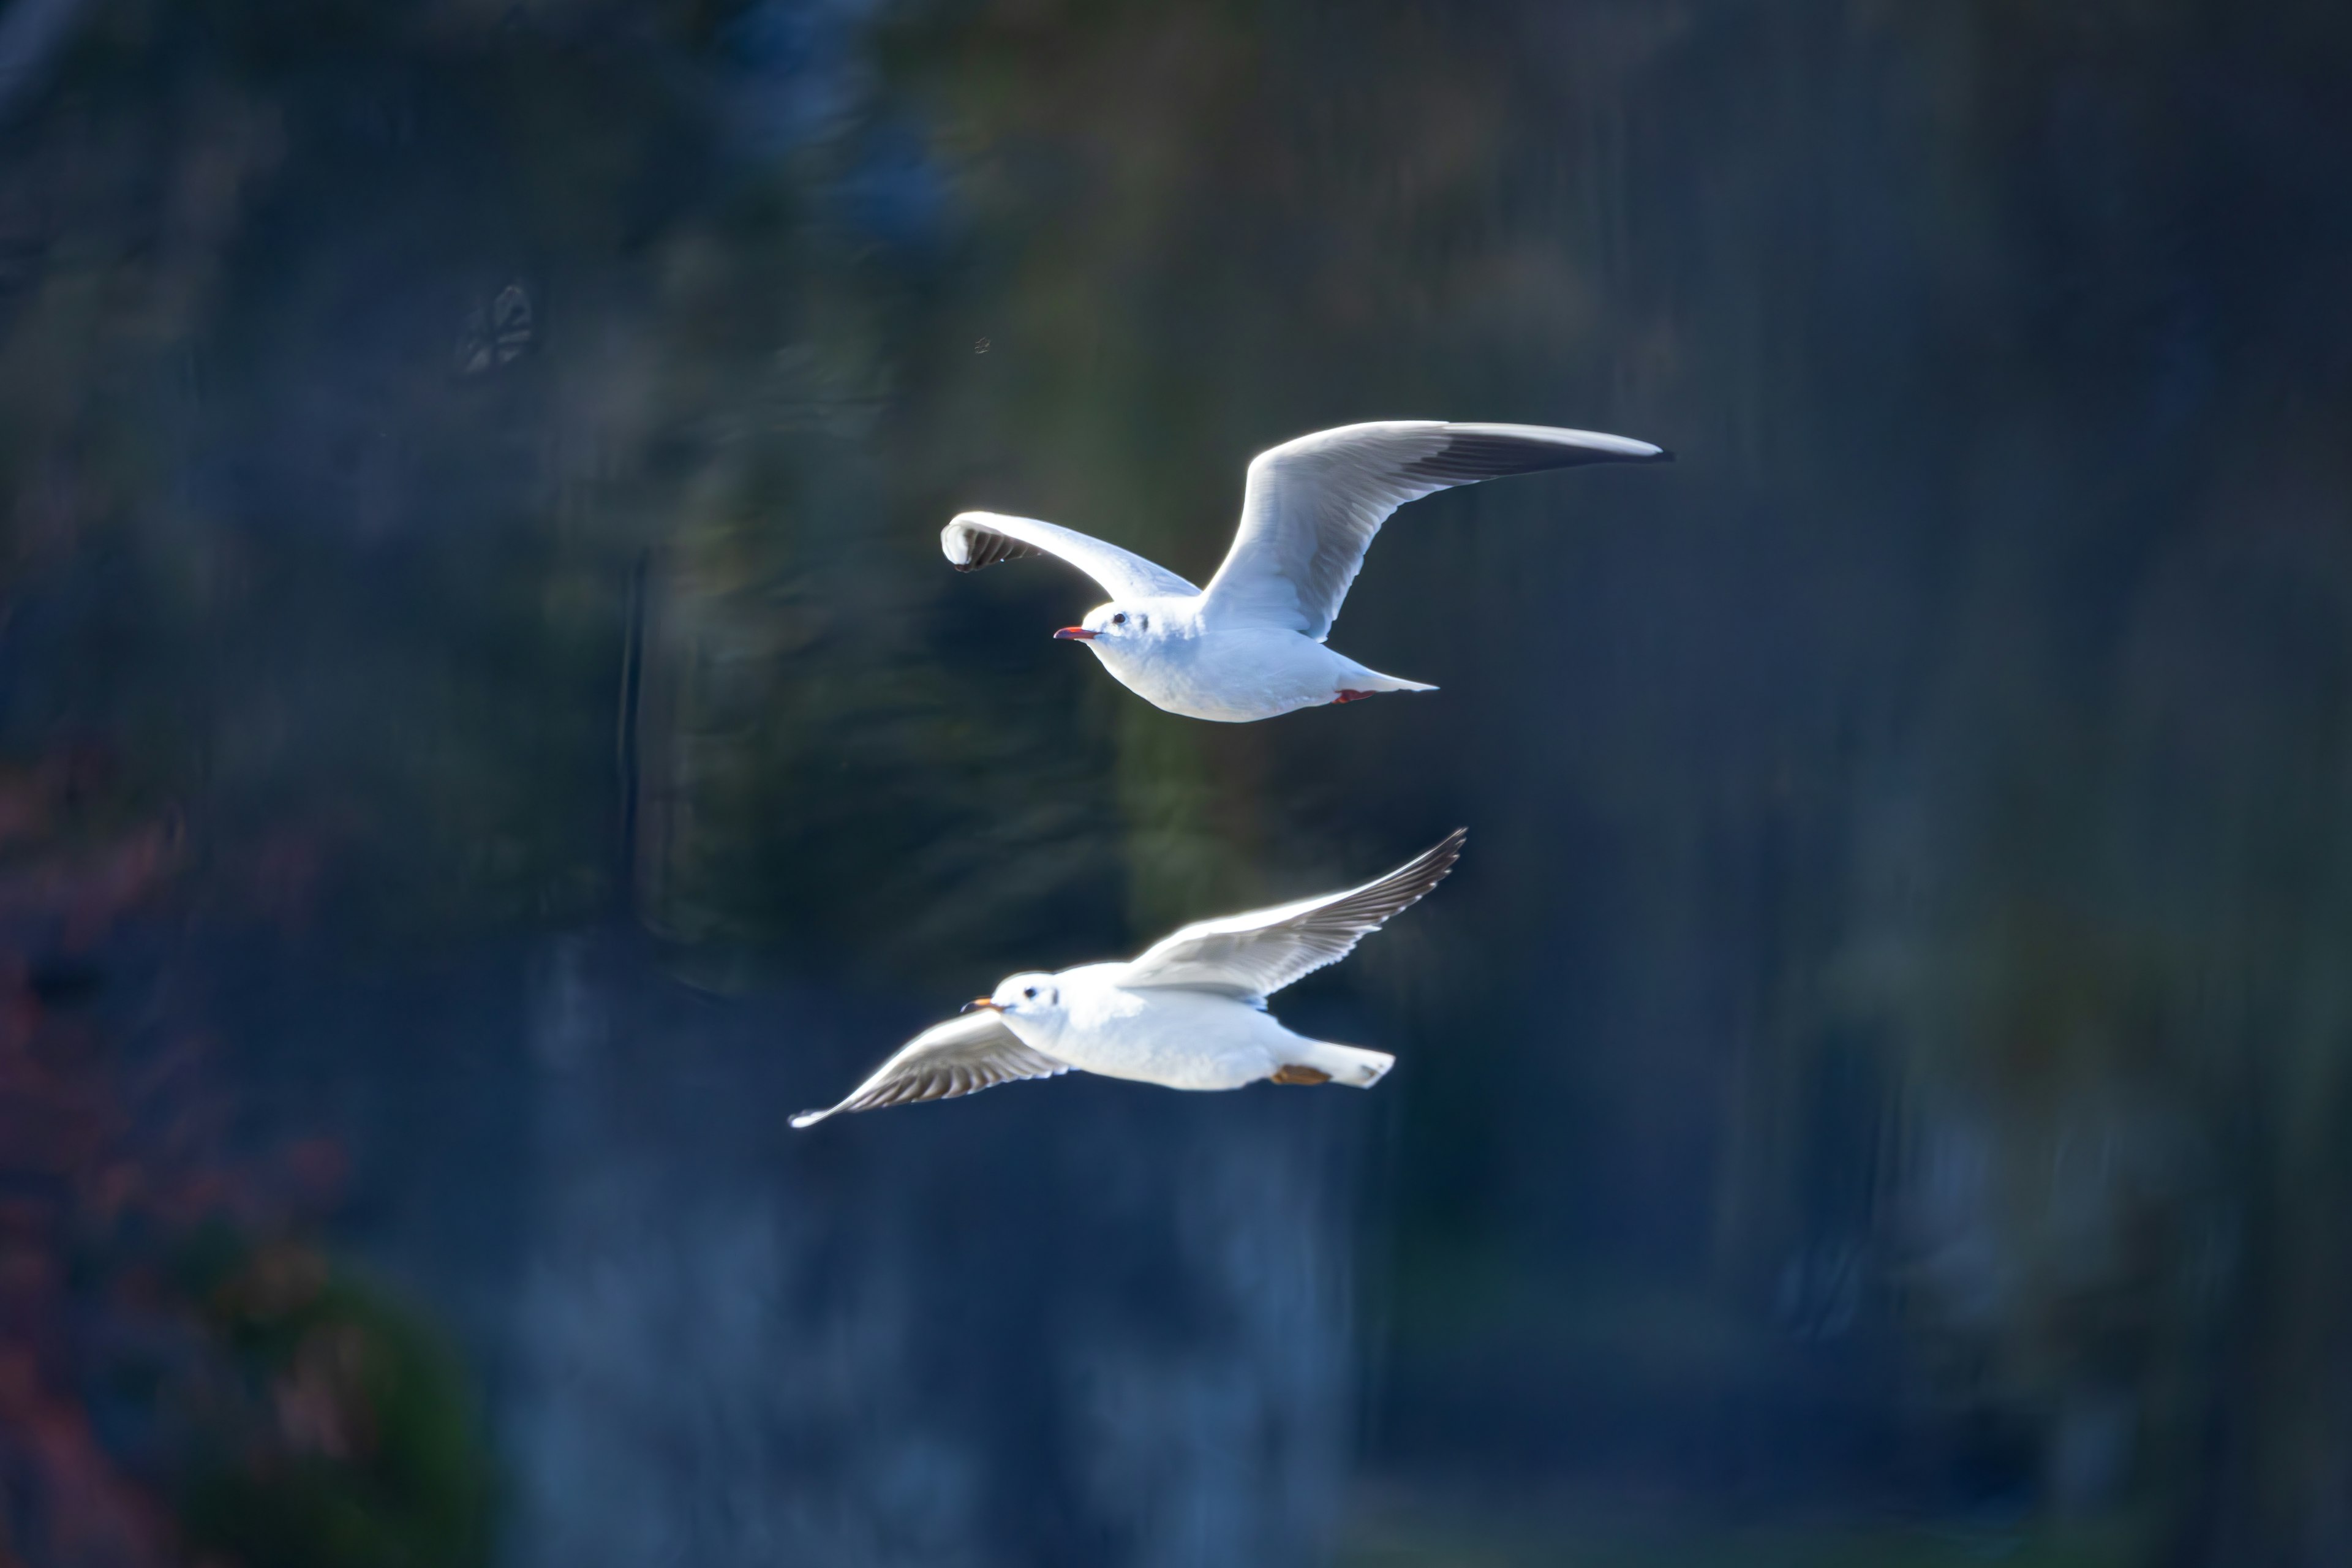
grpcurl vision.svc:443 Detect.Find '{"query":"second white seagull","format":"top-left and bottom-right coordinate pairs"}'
top-left (942, 421), bottom-right (1669, 721)
top-left (790, 829), bottom-right (1464, 1127)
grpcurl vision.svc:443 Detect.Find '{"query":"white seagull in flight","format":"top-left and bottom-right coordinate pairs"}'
top-left (943, 421), bottom-right (1669, 721)
top-left (791, 829), bottom-right (1464, 1127)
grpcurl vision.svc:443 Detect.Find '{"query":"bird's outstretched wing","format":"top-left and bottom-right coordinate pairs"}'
top-left (1201, 421), bottom-right (1669, 639)
top-left (941, 511), bottom-right (1200, 601)
top-left (791, 1010), bottom-right (1072, 1128)
top-left (1118, 829), bottom-right (1466, 1000)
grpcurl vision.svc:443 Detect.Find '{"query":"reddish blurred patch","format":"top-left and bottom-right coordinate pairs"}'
top-left (0, 746), bottom-right (360, 1566)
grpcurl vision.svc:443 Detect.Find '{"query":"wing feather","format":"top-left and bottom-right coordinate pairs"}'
top-left (941, 511), bottom-right (1199, 602)
top-left (1201, 421), bottom-right (1668, 639)
top-left (1118, 829), bottom-right (1466, 1000)
top-left (791, 1010), bottom-right (1072, 1128)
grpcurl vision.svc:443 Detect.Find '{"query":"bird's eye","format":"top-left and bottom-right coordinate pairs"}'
top-left (1112, 612), bottom-right (1126, 626)
top-left (1024, 986), bottom-right (1038, 999)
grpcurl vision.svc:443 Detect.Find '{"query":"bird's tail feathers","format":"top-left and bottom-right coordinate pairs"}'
top-left (1284, 1041), bottom-right (1394, 1088)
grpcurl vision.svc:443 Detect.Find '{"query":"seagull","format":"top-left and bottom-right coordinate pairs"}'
top-left (942, 421), bottom-right (1669, 721)
top-left (790, 829), bottom-right (1464, 1127)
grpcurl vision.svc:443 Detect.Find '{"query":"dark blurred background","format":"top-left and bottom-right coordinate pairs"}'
top-left (3, 1), bottom-right (2350, 1564)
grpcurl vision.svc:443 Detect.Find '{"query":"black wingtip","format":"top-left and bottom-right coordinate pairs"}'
top-left (946, 528), bottom-right (1044, 573)
top-left (1408, 827), bottom-right (1468, 883)
top-left (1404, 431), bottom-right (1673, 481)
top-left (1389, 828), bottom-right (1467, 908)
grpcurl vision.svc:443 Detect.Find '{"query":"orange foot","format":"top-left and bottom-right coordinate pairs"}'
top-left (1270, 1065), bottom-right (1332, 1085)
top-left (1332, 689), bottom-right (1376, 704)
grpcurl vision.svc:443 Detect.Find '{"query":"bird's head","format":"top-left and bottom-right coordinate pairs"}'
top-left (1054, 603), bottom-right (1154, 645)
top-left (963, 972), bottom-right (1063, 1020)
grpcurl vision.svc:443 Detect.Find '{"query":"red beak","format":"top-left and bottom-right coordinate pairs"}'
top-left (1053, 627), bottom-right (1097, 641)
top-left (960, 997), bottom-right (1002, 1013)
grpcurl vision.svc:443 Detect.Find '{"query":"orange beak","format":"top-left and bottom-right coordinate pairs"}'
top-left (1053, 627), bottom-right (1096, 641)
top-left (960, 996), bottom-right (1002, 1013)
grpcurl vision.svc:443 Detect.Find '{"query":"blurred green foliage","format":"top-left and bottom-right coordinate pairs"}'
top-left (183, 1243), bottom-right (494, 1568)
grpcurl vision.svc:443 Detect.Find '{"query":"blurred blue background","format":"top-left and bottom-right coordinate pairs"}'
top-left (1, 1), bottom-right (2348, 1565)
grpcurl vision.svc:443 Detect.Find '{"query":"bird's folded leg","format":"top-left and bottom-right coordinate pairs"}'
top-left (1270, 1064), bottom-right (1332, 1085)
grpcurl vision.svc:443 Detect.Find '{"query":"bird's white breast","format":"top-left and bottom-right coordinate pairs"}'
top-left (1008, 971), bottom-right (1293, 1090)
top-left (1089, 622), bottom-right (1353, 723)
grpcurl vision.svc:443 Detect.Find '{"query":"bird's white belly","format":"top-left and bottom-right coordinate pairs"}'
top-left (1016, 987), bottom-right (1295, 1090)
top-left (1092, 631), bottom-right (1350, 723)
